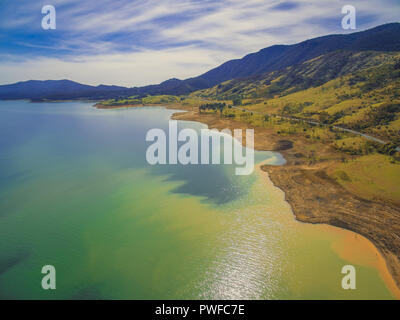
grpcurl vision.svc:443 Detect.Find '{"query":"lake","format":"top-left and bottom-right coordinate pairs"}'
top-left (0, 100), bottom-right (396, 299)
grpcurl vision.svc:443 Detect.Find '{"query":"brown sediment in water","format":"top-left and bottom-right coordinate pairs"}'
top-left (255, 159), bottom-right (400, 299)
top-left (328, 227), bottom-right (400, 299)
top-left (95, 102), bottom-right (400, 297)
top-left (261, 162), bottom-right (400, 296)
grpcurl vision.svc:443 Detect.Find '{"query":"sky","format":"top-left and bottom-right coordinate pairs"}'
top-left (0, 0), bottom-right (399, 87)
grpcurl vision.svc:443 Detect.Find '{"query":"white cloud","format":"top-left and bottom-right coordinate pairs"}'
top-left (0, 0), bottom-right (399, 85)
top-left (0, 46), bottom-right (235, 86)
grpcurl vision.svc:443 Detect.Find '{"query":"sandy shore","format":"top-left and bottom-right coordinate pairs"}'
top-left (96, 102), bottom-right (400, 296)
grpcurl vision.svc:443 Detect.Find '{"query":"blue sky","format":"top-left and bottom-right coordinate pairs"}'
top-left (0, 0), bottom-right (399, 86)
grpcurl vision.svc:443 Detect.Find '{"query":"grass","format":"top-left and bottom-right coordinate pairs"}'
top-left (330, 154), bottom-right (400, 204)
top-left (98, 95), bottom-right (182, 107)
top-left (190, 68), bottom-right (400, 205)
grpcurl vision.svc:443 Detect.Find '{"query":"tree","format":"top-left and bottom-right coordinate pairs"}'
top-left (232, 96), bottom-right (242, 106)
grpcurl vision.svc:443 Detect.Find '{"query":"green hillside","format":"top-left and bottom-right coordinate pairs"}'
top-left (188, 50), bottom-right (400, 204)
top-left (192, 50), bottom-right (400, 145)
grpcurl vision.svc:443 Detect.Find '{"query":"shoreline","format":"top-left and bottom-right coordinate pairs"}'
top-left (255, 159), bottom-right (400, 299)
top-left (95, 102), bottom-right (400, 297)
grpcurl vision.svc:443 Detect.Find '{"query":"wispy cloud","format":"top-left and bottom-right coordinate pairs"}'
top-left (0, 45), bottom-right (233, 86)
top-left (0, 0), bottom-right (399, 86)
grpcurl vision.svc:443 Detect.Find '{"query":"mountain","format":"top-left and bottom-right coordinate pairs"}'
top-left (196, 22), bottom-right (400, 87)
top-left (194, 50), bottom-right (400, 99)
top-left (0, 80), bottom-right (131, 100)
top-left (128, 22), bottom-right (400, 96)
top-left (0, 22), bottom-right (399, 100)
top-left (126, 77), bottom-right (210, 97)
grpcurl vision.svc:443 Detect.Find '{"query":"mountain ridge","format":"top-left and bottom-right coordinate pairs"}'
top-left (1, 22), bottom-right (399, 100)
top-left (197, 22), bottom-right (400, 87)
top-left (193, 50), bottom-right (400, 100)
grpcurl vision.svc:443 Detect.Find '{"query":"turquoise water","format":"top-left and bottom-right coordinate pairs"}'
top-left (0, 101), bottom-right (395, 299)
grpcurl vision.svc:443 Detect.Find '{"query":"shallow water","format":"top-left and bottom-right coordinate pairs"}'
top-left (0, 101), bottom-right (396, 299)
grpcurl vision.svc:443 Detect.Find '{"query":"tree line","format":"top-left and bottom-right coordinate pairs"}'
top-left (199, 103), bottom-right (227, 114)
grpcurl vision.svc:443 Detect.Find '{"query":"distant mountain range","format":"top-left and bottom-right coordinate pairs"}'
top-left (1, 22), bottom-right (399, 101)
top-left (0, 80), bottom-right (131, 101)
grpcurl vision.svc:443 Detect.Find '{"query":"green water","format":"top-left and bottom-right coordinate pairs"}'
top-left (0, 101), bottom-right (395, 299)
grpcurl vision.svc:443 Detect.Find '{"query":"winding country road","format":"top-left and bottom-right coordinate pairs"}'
top-left (230, 105), bottom-right (400, 151)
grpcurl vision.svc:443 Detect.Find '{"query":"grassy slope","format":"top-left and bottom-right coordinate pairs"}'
top-left (97, 95), bottom-right (182, 107)
top-left (330, 154), bottom-right (400, 204)
top-left (190, 50), bottom-right (400, 205)
top-left (194, 51), bottom-right (400, 140)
